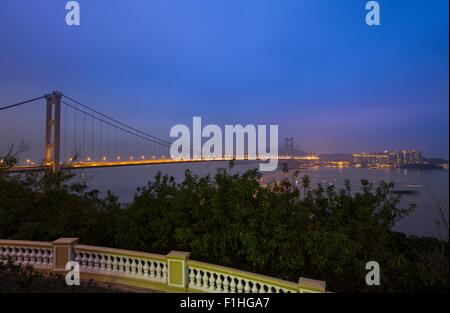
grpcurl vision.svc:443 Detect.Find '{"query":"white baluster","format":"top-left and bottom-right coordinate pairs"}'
top-left (162, 263), bottom-right (167, 282)
top-left (48, 250), bottom-right (53, 267)
top-left (130, 259), bottom-right (137, 276)
top-left (35, 249), bottom-right (43, 267)
top-left (87, 253), bottom-right (94, 271)
top-left (0, 247), bottom-right (5, 263)
top-left (189, 269), bottom-right (196, 288)
top-left (202, 271), bottom-right (209, 291)
top-left (216, 274), bottom-right (223, 293)
top-left (118, 257), bottom-right (125, 274)
top-left (4, 247), bottom-right (9, 263)
top-left (106, 255), bottom-right (113, 271)
top-left (8, 247), bottom-right (15, 263)
top-left (100, 255), bottom-right (107, 271)
top-left (156, 262), bottom-right (162, 280)
top-left (209, 273), bottom-right (216, 292)
top-left (143, 261), bottom-right (149, 278)
top-left (17, 247), bottom-right (24, 264)
top-left (5, 247), bottom-right (10, 264)
top-left (81, 253), bottom-right (88, 269)
top-left (223, 276), bottom-right (230, 293)
top-left (195, 269), bottom-right (202, 289)
top-left (112, 256), bottom-right (119, 273)
top-left (230, 277), bottom-right (237, 293)
top-left (16, 247), bottom-right (23, 265)
top-left (124, 258), bottom-right (130, 275)
top-left (149, 261), bottom-right (156, 278)
top-left (251, 282), bottom-right (258, 293)
top-left (93, 254), bottom-right (100, 271)
top-left (237, 279), bottom-right (244, 293)
top-left (10, 247), bottom-right (17, 264)
top-left (29, 248), bottom-right (36, 266)
top-left (259, 284), bottom-right (266, 293)
top-left (136, 259), bottom-right (143, 277)
top-left (22, 248), bottom-right (30, 266)
top-left (75, 252), bottom-right (81, 268)
top-left (112, 256), bottom-right (120, 274)
top-left (244, 280), bottom-right (252, 293)
top-left (42, 249), bottom-right (50, 267)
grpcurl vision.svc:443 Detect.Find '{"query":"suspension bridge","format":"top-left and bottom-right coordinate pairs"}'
top-left (0, 91), bottom-right (319, 172)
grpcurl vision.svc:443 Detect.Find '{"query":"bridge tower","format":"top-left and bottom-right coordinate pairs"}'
top-left (285, 137), bottom-right (294, 156)
top-left (44, 91), bottom-right (62, 172)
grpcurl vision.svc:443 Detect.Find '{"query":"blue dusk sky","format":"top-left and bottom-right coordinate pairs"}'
top-left (0, 0), bottom-right (448, 158)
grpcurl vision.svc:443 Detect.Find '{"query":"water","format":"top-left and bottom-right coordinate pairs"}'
top-left (79, 162), bottom-right (449, 238)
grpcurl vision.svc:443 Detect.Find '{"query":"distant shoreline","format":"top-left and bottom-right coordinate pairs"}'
top-left (399, 163), bottom-right (445, 170)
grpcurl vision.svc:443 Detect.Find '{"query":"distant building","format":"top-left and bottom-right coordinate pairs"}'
top-left (386, 151), bottom-right (399, 165)
top-left (352, 153), bottom-right (390, 166)
top-left (326, 161), bottom-right (351, 168)
top-left (352, 150), bottom-right (423, 167)
top-left (397, 150), bottom-right (423, 165)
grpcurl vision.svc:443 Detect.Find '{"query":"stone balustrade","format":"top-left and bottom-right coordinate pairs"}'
top-left (74, 244), bottom-right (167, 286)
top-left (0, 240), bottom-right (54, 270)
top-left (0, 238), bottom-right (326, 293)
top-left (188, 261), bottom-right (299, 293)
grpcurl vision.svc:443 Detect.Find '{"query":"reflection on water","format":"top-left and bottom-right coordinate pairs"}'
top-left (79, 162), bottom-right (449, 238)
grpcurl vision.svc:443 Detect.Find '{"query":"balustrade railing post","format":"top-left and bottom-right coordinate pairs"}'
top-left (166, 251), bottom-right (190, 292)
top-left (51, 238), bottom-right (79, 273)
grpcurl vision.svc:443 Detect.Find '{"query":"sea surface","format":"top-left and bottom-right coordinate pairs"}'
top-left (78, 162), bottom-right (449, 238)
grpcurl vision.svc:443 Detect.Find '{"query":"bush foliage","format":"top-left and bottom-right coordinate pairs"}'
top-left (0, 260), bottom-right (115, 293)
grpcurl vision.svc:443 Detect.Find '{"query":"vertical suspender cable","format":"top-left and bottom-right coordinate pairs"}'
top-left (64, 102), bottom-right (67, 162)
top-left (83, 112), bottom-right (86, 160)
top-left (100, 121), bottom-right (102, 160)
top-left (74, 106), bottom-right (77, 160)
top-left (91, 116), bottom-right (94, 160)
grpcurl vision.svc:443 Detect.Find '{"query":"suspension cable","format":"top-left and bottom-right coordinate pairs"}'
top-left (61, 100), bottom-right (172, 147)
top-left (0, 96), bottom-right (45, 111)
top-left (62, 94), bottom-right (171, 146)
top-left (62, 93), bottom-right (204, 157)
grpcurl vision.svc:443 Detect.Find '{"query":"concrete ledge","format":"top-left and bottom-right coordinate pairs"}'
top-left (167, 251), bottom-right (190, 260)
top-left (298, 277), bottom-right (326, 292)
top-left (52, 238), bottom-right (79, 246)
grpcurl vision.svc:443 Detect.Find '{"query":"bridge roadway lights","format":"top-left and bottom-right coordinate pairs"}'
top-left (11, 155), bottom-right (320, 172)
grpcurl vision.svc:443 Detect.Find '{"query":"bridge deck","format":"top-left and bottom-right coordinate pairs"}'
top-left (8, 156), bottom-right (319, 172)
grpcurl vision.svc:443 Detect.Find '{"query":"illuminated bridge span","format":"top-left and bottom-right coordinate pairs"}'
top-left (0, 91), bottom-right (319, 172)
